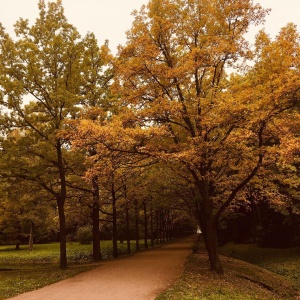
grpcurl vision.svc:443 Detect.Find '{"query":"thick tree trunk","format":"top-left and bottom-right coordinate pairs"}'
top-left (92, 178), bottom-right (101, 261)
top-left (205, 220), bottom-right (223, 274)
top-left (195, 191), bottom-right (223, 274)
top-left (57, 201), bottom-right (67, 269)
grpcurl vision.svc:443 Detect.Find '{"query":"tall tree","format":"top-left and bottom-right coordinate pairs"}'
top-left (112, 0), bottom-right (294, 274)
top-left (0, 0), bottom-right (84, 268)
top-left (77, 33), bottom-right (113, 261)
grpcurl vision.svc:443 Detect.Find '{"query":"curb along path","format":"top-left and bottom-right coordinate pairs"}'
top-left (9, 235), bottom-right (198, 300)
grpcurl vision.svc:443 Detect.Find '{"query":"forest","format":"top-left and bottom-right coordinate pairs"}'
top-left (0, 0), bottom-right (299, 276)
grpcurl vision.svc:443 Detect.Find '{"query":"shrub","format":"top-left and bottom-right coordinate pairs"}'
top-left (76, 226), bottom-right (93, 244)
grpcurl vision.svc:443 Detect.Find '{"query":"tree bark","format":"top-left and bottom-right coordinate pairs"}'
top-left (112, 183), bottom-right (118, 258)
top-left (134, 200), bottom-right (139, 251)
top-left (57, 200), bottom-right (67, 269)
top-left (143, 201), bottom-right (148, 249)
top-left (126, 202), bottom-right (131, 254)
top-left (150, 208), bottom-right (154, 247)
top-left (92, 177), bottom-right (102, 261)
top-left (205, 220), bottom-right (223, 274)
top-left (28, 221), bottom-right (33, 251)
top-left (57, 141), bottom-right (67, 269)
top-left (92, 177), bottom-right (101, 261)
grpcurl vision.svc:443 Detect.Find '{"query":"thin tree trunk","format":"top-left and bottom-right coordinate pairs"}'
top-left (92, 177), bottom-right (101, 261)
top-left (112, 183), bottom-right (118, 258)
top-left (150, 208), bottom-right (154, 247)
top-left (57, 142), bottom-right (67, 269)
top-left (135, 200), bottom-right (139, 251)
top-left (28, 221), bottom-right (33, 251)
top-left (143, 201), bottom-right (148, 249)
top-left (161, 210), bottom-right (165, 243)
top-left (126, 202), bottom-right (131, 254)
top-left (157, 210), bottom-right (161, 245)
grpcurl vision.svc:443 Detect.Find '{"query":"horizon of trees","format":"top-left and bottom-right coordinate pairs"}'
top-left (0, 0), bottom-right (299, 274)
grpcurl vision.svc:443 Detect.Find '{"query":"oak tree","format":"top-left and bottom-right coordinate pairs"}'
top-left (112, 0), bottom-right (298, 274)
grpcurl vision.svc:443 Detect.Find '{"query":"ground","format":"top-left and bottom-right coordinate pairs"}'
top-left (8, 235), bottom-right (198, 300)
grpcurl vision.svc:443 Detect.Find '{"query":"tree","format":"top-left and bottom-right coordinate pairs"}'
top-left (0, 0), bottom-right (85, 268)
top-left (76, 33), bottom-right (113, 261)
top-left (112, 0), bottom-right (300, 274)
top-left (0, 166), bottom-right (57, 248)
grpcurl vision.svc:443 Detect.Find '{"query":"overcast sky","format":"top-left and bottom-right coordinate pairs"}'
top-left (0, 0), bottom-right (299, 53)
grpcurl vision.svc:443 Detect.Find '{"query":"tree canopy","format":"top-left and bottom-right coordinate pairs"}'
top-left (0, 0), bottom-right (299, 273)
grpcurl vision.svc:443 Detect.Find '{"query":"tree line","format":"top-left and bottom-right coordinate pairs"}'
top-left (0, 0), bottom-right (299, 274)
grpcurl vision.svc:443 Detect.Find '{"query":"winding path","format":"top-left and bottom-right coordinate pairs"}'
top-left (9, 235), bottom-right (198, 300)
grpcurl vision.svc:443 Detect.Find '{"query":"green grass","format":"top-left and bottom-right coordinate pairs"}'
top-left (3, 240), bottom-right (298, 300)
top-left (219, 242), bottom-right (300, 291)
top-left (156, 243), bottom-right (300, 300)
top-left (0, 240), bottom-right (148, 300)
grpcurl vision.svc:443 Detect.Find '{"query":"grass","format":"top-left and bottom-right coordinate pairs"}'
top-left (156, 241), bottom-right (300, 300)
top-left (2, 239), bottom-right (299, 300)
top-left (0, 240), bottom-right (148, 300)
top-left (219, 242), bottom-right (300, 291)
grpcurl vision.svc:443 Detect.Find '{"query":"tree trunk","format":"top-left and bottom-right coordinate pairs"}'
top-left (92, 177), bottom-right (101, 261)
top-left (57, 142), bottom-right (67, 269)
top-left (57, 200), bottom-right (67, 269)
top-left (126, 202), bottom-right (131, 254)
top-left (134, 200), bottom-right (139, 251)
top-left (205, 220), bottom-right (223, 274)
top-left (156, 210), bottom-right (161, 245)
top-left (28, 221), bottom-right (33, 251)
top-left (160, 210), bottom-right (165, 243)
top-left (143, 201), bottom-right (148, 249)
top-left (195, 191), bottom-right (223, 274)
top-left (15, 242), bottom-right (20, 251)
top-left (150, 208), bottom-right (154, 247)
top-left (112, 184), bottom-right (118, 258)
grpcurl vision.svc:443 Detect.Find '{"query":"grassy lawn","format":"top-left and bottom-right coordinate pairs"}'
top-left (0, 240), bottom-right (147, 300)
top-left (2, 239), bottom-right (299, 300)
top-left (156, 241), bottom-right (300, 300)
top-left (219, 243), bottom-right (300, 291)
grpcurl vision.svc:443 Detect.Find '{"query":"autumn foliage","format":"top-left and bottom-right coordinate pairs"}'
top-left (0, 0), bottom-right (299, 274)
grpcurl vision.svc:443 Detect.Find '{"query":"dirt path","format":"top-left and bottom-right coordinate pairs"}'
top-left (9, 235), bottom-right (198, 300)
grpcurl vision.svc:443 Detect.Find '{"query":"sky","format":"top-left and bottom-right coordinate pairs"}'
top-left (0, 0), bottom-right (300, 53)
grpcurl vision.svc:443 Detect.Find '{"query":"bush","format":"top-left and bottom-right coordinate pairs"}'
top-left (76, 226), bottom-right (93, 244)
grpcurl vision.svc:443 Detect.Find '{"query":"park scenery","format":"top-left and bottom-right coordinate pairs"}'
top-left (0, 0), bottom-right (300, 299)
